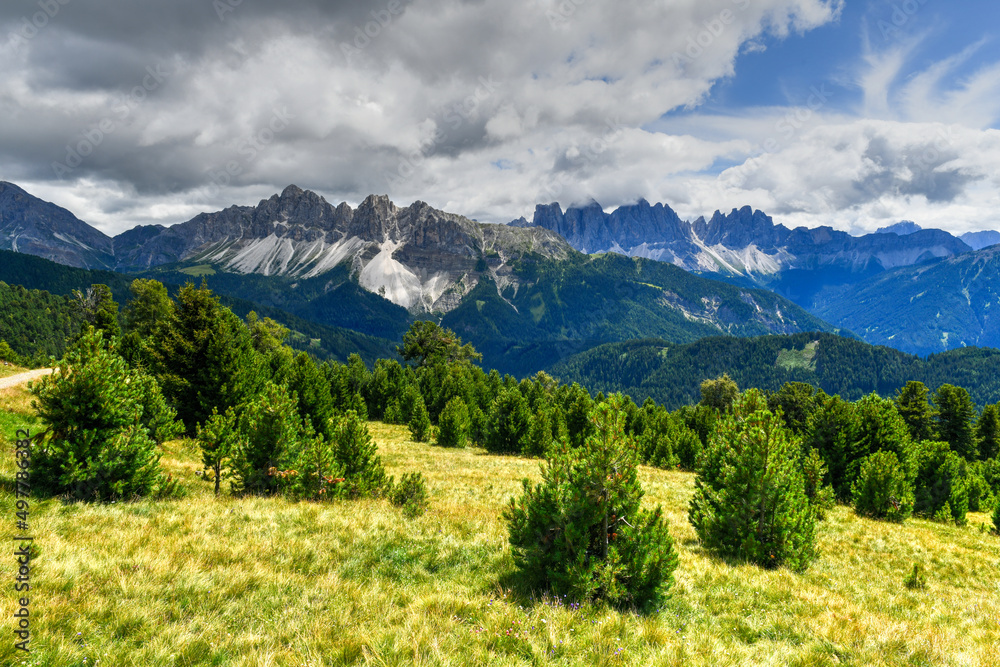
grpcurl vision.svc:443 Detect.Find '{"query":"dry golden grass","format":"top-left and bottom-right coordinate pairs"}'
top-left (0, 364), bottom-right (27, 379)
top-left (1, 395), bottom-right (998, 666)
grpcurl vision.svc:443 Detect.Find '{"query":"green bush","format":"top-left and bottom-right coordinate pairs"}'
top-left (851, 450), bottom-right (914, 523)
top-left (801, 448), bottom-right (836, 521)
top-left (333, 410), bottom-right (386, 499)
top-left (486, 388), bottom-right (531, 454)
top-left (388, 472), bottom-right (429, 518)
top-left (29, 328), bottom-right (172, 501)
top-left (992, 502), bottom-right (1000, 535)
top-left (0, 339), bottom-right (21, 365)
top-left (688, 389), bottom-right (817, 571)
top-left (229, 382), bottom-right (308, 496)
top-left (505, 395), bottom-right (678, 609)
top-left (436, 397), bottom-right (470, 448)
top-left (904, 563), bottom-right (927, 590)
top-left (408, 398), bottom-right (431, 443)
top-left (914, 441), bottom-right (969, 525)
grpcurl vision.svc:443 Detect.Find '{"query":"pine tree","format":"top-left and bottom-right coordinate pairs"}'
top-left (803, 396), bottom-right (855, 500)
top-left (913, 440), bottom-right (969, 525)
top-left (332, 410), bottom-right (386, 498)
top-left (934, 384), bottom-right (978, 460)
top-left (851, 450), bottom-right (914, 523)
top-left (29, 328), bottom-right (168, 501)
top-left (895, 381), bottom-right (936, 442)
top-left (408, 397), bottom-right (431, 442)
top-left (699, 374), bottom-right (738, 412)
top-left (486, 388), bottom-right (531, 454)
top-left (437, 396), bottom-right (470, 448)
top-left (196, 407), bottom-right (240, 496)
top-left (504, 394), bottom-right (678, 608)
top-left (976, 404), bottom-right (1000, 461)
top-left (688, 389), bottom-right (817, 571)
top-left (229, 382), bottom-right (307, 495)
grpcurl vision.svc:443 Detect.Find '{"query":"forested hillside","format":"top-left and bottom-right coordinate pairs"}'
top-left (0, 281), bottom-right (83, 363)
top-left (549, 333), bottom-right (1000, 409)
top-left (0, 250), bottom-right (396, 364)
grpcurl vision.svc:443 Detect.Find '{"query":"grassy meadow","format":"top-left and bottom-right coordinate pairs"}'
top-left (2, 383), bottom-right (999, 666)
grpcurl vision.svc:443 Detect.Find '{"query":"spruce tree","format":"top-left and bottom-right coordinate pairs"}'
top-left (689, 389), bottom-right (817, 571)
top-left (505, 394), bottom-right (678, 608)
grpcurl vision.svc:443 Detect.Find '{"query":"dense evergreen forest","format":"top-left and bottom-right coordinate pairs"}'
top-left (550, 334), bottom-right (1000, 410)
top-left (0, 250), bottom-right (395, 365)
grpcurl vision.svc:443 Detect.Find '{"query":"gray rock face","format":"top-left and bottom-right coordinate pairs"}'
top-left (0, 181), bottom-right (115, 269)
top-left (0, 181), bottom-right (574, 314)
top-left (876, 221), bottom-right (922, 235)
top-left (524, 199), bottom-right (973, 281)
top-left (961, 230), bottom-right (1000, 251)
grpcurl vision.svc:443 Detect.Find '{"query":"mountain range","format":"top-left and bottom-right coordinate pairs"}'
top-left (4, 180), bottom-right (1000, 359)
top-left (0, 181), bottom-right (841, 375)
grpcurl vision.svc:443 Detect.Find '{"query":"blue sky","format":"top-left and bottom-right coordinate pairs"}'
top-left (1, 0), bottom-right (999, 235)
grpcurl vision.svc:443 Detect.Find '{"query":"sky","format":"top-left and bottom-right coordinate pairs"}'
top-left (1, 0), bottom-right (999, 237)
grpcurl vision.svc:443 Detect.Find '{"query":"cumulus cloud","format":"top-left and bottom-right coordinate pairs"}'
top-left (10, 0), bottom-right (1000, 239)
top-left (0, 0), bottom-right (849, 233)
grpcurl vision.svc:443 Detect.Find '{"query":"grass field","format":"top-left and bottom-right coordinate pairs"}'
top-left (2, 385), bottom-right (999, 666)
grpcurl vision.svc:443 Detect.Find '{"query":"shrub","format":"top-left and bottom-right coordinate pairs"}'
top-left (801, 448), bottom-right (836, 521)
top-left (196, 407), bottom-right (239, 496)
top-left (29, 328), bottom-right (171, 501)
top-left (904, 564), bottom-right (927, 590)
top-left (851, 450), bottom-right (914, 522)
top-left (992, 502), bottom-right (1000, 535)
top-left (229, 382), bottom-right (308, 496)
top-left (437, 397), bottom-right (470, 448)
top-left (914, 441), bottom-right (969, 525)
top-left (333, 410), bottom-right (386, 498)
top-left (505, 395), bottom-right (678, 609)
top-left (408, 398), bottom-right (431, 442)
top-left (290, 432), bottom-right (343, 502)
top-left (388, 472), bottom-right (429, 518)
top-left (486, 388), bottom-right (531, 454)
top-left (383, 399), bottom-right (403, 425)
top-left (0, 339), bottom-right (21, 365)
top-left (689, 389), bottom-right (817, 571)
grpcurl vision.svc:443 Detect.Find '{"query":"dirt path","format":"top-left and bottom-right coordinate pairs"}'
top-left (0, 368), bottom-right (54, 391)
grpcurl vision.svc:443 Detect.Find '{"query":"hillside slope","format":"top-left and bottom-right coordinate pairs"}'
top-left (549, 333), bottom-right (1000, 409)
top-left (812, 245), bottom-right (1000, 356)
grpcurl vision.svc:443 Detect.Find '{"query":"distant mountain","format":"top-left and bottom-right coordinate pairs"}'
top-left (0, 183), bottom-right (847, 376)
top-left (549, 333), bottom-right (1000, 409)
top-left (521, 200), bottom-right (972, 310)
top-left (876, 221), bottom-right (921, 235)
top-left (811, 244), bottom-right (1000, 356)
top-left (0, 249), bottom-right (396, 365)
top-left (961, 230), bottom-right (1000, 251)
top-left (0, 181), bottom-right (115, 269)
